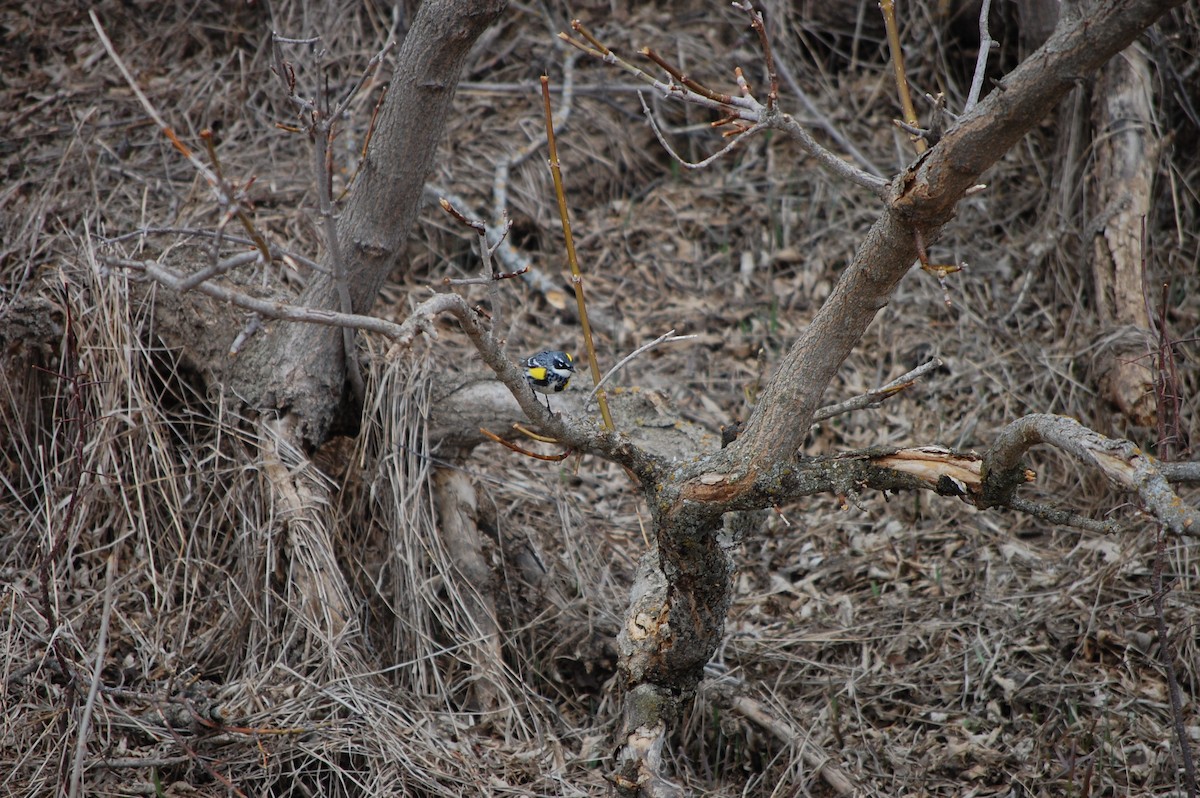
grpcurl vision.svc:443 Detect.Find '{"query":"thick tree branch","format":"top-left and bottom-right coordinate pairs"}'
top-left (608, 4), bottom-right (1189, 793)
top-left (729, 0), bottom-right (1186, 469)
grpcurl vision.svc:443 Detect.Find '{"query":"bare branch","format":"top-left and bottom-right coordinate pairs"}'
top-left (880, 0), bottom-right (927, 154)
top-left (541, 75), bottom-right (615, 431)
top-left (965, 0), bottom-right (995, 112)
top-left (586, 330), bottom-right (697, 402)
top-left (91, 12), bottom-right (220, 189)
top-left (176, 250), bottom-right (263, 292)
top-left (813, 357), bottom-right (942, 421)
top-left (328, 40), bottom-right (395, 121)
top-left (98, 227), bottom-right (328, 274)
top-left (700, 680), bottom-right (855, 796)
top-left (1007, 496), bottom-right (1126, 535)
top-left (981, 414), bottom-right (1199, 537)
top-left (732, 1), bottom-right (779, 109)
top-left (1160, 461), bottom-right (1200, 484)
top-left (111, 256), bottom-right (441, 343)
top-left (639, 93), bottom-right (765, 170)
top-left (771, 53), bottom-right (883, 179)
top-left (563, 21), bottom-right (888, 194)
top-left (766, 112), bottom-right (889, 194)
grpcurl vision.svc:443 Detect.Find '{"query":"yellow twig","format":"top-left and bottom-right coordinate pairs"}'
top-left (512, 422), bottom-right (561, 444)
top-left (880, 0), bottom-right (927, 154)
top-left (480, 427), bottom-right (572, 461)
top-left (540, 75), bottom-right (615, 431)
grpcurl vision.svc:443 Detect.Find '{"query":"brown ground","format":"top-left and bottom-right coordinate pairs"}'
top-left (3, 1), bottom-right (1200, 796)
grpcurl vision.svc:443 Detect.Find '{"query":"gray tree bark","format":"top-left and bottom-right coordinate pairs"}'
top-left (230, 0), bottom-right (507, 448)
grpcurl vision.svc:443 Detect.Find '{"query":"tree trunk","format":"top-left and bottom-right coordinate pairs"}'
top-left (230, 0), bottom-right (507, 448)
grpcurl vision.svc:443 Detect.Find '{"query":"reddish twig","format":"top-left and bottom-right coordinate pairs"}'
top-left (734, 1), bottom-right (779, 109)
top-left (480, 427), bottom-right (572, 461)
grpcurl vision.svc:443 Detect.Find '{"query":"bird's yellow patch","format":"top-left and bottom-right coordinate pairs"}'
top-left (529, 367), bottom-right (548, 381)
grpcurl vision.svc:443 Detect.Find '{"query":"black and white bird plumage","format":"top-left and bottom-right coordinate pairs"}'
top-left (523, 350), bottom-right (575, 410)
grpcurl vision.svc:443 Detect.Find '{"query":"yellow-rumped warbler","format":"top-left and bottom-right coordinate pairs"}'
top-left (523, 350), bottom-right (575, 411)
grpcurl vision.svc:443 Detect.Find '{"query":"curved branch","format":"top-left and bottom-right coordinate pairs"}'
top-left (981, 414), bottom-right (1199, 537)
top-left (563, 23), bottom-right (888, 194)
top-left (765, 110), bottom-right (889, 195)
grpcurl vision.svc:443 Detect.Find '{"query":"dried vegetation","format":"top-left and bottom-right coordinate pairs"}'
top-left (2, 0), bottom-right (1200, 795)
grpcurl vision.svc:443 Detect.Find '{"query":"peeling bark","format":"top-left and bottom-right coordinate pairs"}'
top-left (1089, 43), bottom-right (1158, 427)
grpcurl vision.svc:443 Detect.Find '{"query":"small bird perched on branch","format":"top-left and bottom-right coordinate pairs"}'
top-left (524, 350), bottom-right (575, 412)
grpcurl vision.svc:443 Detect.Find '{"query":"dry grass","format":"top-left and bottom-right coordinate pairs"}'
top-left (3, 0), bottom-right (1200, 796)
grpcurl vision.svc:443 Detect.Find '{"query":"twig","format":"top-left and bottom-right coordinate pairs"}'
top-left (1007, 496), bottom-right (1126, 534)
top-left (112, 256), bottom-right (447, 343)
top-left (91, 12), bottom-right (220, 188)
top-left (439, 196), bottom-right (521, 336)
top-left (502, 53), bottom-right (577, 177)
top-left (639, 93), bottom-right (765, 170)
top-left (541, 75), bottom-right (615, 432)
top-left (479, 426), bottom-right (572, 461)
top-left (176, 250), bottom-right (262, 292)
top-left (229, 315), bottom-right (265, 356)
top-left (561, 21), bottom-right (888, 195)
top-left (728, 694), bottom-right (854, 795)
top-left (98, 227), bottom-right (327, 274)
top-left (733, 1), bottom-right (779, 110)
top-left (813, 358), bottom-right (942, 421)
top-left (965, 0), bottom-right (995, 112)
top-left (459, 78), bottom-right (648, 95)
top-left (69, 549), bottom-right (119, 798)
top-left (1159, 461), bottom-right (1200, 484)
top-left (511, 423), bottom-right (562, 444)
top-left (93, 13), bottom-right (272, 267)
top-left (448, 201), bottom-right (517, 281)
top-left (1150, 530), bottom-right (1199, 798)
top-left (586, 330), bottom-right (697, 402)
top-left (328, 40), bottom-right (395, 121)
top-left (879, 0), bottom-right (927, 154)
top-left (768, 113), bottom-right (888, 195)
top-left (771, 53), bottom-right (883, 178)
top-left (641, 47), bottom-right (735, 105)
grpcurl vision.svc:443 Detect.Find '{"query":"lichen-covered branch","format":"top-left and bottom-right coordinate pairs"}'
top-left (981, 414), bottom-right (1199, 537)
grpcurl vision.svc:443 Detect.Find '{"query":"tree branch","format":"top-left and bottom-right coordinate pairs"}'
top-left (729, 0), bottom-right (1187, 470)
top-left (980, 414), bottom-right (1199, 537)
